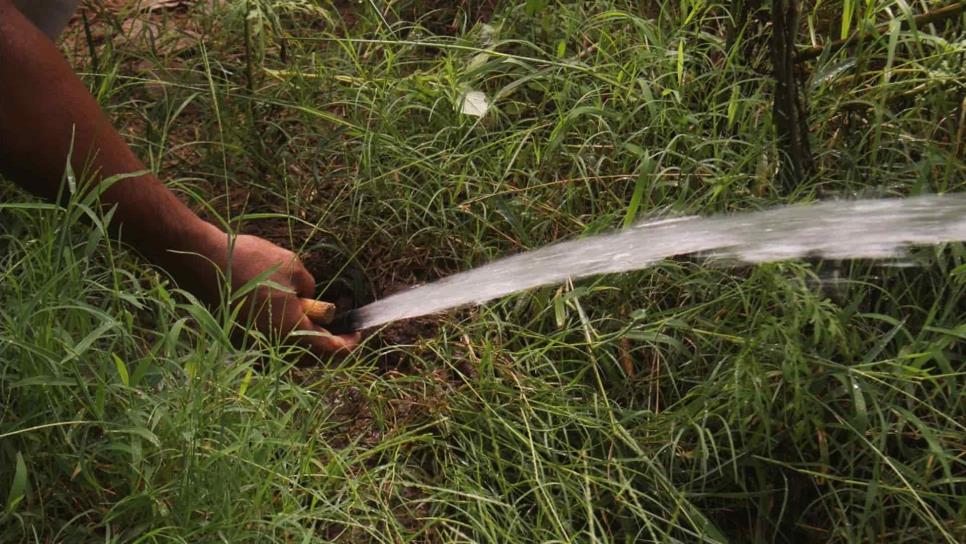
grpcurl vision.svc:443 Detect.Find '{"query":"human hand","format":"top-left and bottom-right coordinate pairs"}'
top-left (176, 224), bottom-right (360, 356)
top-left (223, 234), bottom-right (360, 354)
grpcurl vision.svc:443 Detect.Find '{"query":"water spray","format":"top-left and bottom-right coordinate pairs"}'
top-left (308, 194), bottom-right (966, 334)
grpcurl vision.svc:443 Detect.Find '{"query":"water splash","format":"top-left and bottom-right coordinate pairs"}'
top-left (348, 195), bottom-right (966, 330)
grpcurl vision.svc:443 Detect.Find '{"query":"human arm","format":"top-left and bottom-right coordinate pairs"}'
top-left (0, 0), bottom-right (358, 354)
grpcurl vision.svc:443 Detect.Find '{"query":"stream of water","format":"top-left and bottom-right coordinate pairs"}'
top-left (346, 194), bottom-right (966, 330)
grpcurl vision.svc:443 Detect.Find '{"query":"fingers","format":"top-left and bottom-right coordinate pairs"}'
top-left (227, 236), bottom-right (357, 357)
top-left (293, 314), bottom-right (361, 356)
top-left (289, 257), bottom-right (317, 298)
top-left (247, 293), bottom-right (359, 357)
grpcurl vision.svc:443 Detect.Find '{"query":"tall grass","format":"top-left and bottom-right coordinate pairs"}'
top-left (2, 0), bottom-right (964, 542)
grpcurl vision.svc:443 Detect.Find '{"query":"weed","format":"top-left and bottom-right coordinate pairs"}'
top-left (1, 1), bottom-right (964, 542)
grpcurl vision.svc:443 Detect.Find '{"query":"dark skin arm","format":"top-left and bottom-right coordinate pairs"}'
top-left (0, 0), bottom-right (358, 354)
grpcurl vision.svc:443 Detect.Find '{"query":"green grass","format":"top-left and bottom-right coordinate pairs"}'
top-left (2, 0), bottom-right (965, 542)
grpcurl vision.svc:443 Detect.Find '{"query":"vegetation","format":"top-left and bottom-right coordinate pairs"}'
top-left (2, 1), bottom-right (964, 541)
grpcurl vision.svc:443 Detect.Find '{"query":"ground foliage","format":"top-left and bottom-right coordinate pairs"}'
top-left (1, 0), bottom-right (965, 542)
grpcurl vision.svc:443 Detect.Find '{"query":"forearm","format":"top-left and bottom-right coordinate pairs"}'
top-left (0, 1), bottom-right (220, 269)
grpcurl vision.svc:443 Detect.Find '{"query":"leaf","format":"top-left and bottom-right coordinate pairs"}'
top-left (11, 376), bottom-right (76, 388)
top-left (637, 78), bottom-right (659, 119)
top-left (110, 426), bottom-right (161, 448)
top-left (623, 163), bottom-right (651, 229)
top-left (0, 203), bottom-right (62, 212)
top-left (62, 319), bottom-right (119, 364)
top-left (676, 39), bottom-right (685, 85)
top-left (6, 452), bottom-right (27, 512)
top-left (165, 317), bottom-right (189, 353)
top-left (556, 39), bottom-right (566, 58)
top-left (922, 324), bottom-right (966, 341)
top-left (547, 106), bottom-right (608, 153)
top-left (623, 175), bottom-right (647, 229)
top-left (883, 19), bottom-right (900, 85)
top-left (94, 382), bottom-right (106, 420)
top-left (841, 0), bottom-right (855, 40)
top-left (239, 368), bottom-right (255, 398)
top-left (112, 353), bottom-right (130, 387)
top-left (460, 90), bottom-right (490, 118)
top-left (553, 290), bottom-right (567, 328)
top-left (894, 407), bottom-right (952, 482)
top-left (861, 317), bottom-right (907, 363)
top-left (624, 328), bottom-right (688, 354)
top-left (726, 82), bottom-right (740, 128)
top-left (524, 0), bottom-right (548, 16)
top-left (131, 359), bottom-right (153, 388)
top-left (849, 375), bottom-right (869, 433)
top-left (809, 58), bottom-right (856, 91)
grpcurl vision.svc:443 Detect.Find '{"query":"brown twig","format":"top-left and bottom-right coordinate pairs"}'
top-left (796, 1), bottom-right (966, 62)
